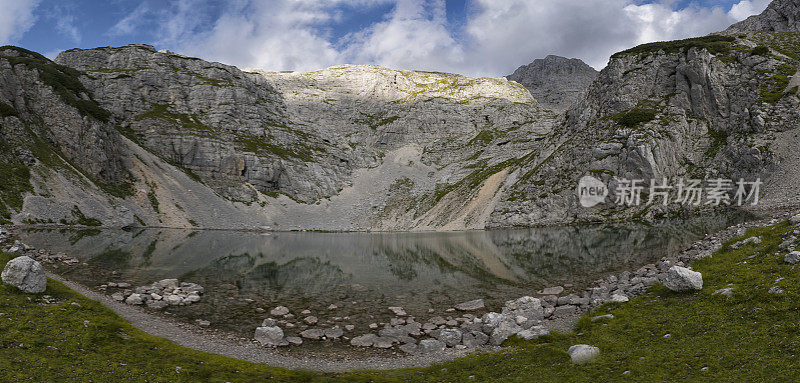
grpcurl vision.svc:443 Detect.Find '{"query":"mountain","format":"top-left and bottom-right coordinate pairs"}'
top-left (0, 44), bottom-right (557, 230)
top-left (726, 0), bottom-right (800, 33)
top-left (2, 0), bottom-right (800, 231)
top-left (506, 55), bottom-right (598, 111)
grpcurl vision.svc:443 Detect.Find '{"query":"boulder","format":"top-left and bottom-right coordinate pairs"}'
top-left (516, 325), bottom-right (549, 340)
top-left (490, 318), bottom-right (522, 345)
top-left (462, 330), bottom-right (489, 348)
top-left (324, 326), bottom-right (344, 339)
top-left (568, 344), bottom-right (600, 364)
top-left (785, 251), bottom-right (800, 264)
top-left (663, 266), bottom-right (703, 292)
top-left (539, 286), bottom-right (564, 295)
top-left (350, 334), bottom-right (378, 347)
top-left (1, 256), bottom-right (46, 293)
top-left (125, 293), bottom-right (144, 305)
top-left (254, 326), bottom-right (285, 346)
top-left (300, 328), bottom-right (324, 340)
top-left (455, 299), bottom-right (485, 311)
top-left (437, 328), bottom-right (463, 347)
top-left (418, 339), bottom-right (446, 354)
top-left (609, 294), bottom-right (629, 303)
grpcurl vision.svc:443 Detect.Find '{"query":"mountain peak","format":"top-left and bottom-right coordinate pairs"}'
top-left (506, 55), bottom-right (598, 111)
top-left (725, 0), bottom-right (800, 33)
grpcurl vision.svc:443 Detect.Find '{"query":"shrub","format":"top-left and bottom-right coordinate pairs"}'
top-left (612, 108), bottom-right (657, 127)
top-left (750, 46), bottom-right (769, 56)
top-left (612, 35), bottom-right (736, 59)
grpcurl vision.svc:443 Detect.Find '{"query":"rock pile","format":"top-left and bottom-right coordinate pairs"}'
top-left (248, 255), bottom-right (696, 353)
top-left (107, 278), bottom-right (205, 309)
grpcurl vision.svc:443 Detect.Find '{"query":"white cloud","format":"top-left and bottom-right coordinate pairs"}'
top-left (150, 0), bottom-right (773, 76)
top-left (0, 0), bottom-right (40, 45)
top-left (108, 2), bottom-right (150, 37)
top-left (342, 0), bottom-right (464, 72)
top-left (728, 0), bottom-right (771, 21)
top-left (53, 10), bottom-right (80, 44)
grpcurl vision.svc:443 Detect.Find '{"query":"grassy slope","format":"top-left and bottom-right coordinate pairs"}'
top-left (1, 219), bottom-right (799, 382)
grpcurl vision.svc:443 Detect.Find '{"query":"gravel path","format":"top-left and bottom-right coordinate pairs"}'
top-left (46, 272), bottom-right (478, 372)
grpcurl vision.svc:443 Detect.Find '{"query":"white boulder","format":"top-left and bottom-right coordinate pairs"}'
top-left (1, 256), bottom-right (46, 293)
top-left (663, 266), bottom-right (703, 292)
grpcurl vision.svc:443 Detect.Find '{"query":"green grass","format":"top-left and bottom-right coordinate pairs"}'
top-left (0, 101), bottom-right (18, 117)
top-left (611, 35), bottom-right (736, 59)
top-left (610, 107), bottom-right (658, 128)
top-left (3, 220), bottom-right (800, 381)
top-left (0, 164), bottom-right (32, 221)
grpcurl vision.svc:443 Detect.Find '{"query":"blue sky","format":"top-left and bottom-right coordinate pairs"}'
top-left (0, 0), bottom-right (771, 76)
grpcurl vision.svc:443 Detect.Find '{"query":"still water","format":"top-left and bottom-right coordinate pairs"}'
top-left (19, 211), bottom-right (754, 336)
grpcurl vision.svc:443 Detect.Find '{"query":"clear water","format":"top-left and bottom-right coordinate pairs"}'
top-left (19, 211), bottom-right (755, 339)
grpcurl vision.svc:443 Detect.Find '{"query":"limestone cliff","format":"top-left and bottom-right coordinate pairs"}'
top-left (3, 0), bottom-right (800, 231)
top-left (506, 55), bottom-right (598, 111)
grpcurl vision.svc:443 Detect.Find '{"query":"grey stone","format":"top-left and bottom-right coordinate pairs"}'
top-left (1, 256), bottom-right (46, 294)
top-left (462, 331), bottom-right (489, 348)
top-left (568, 344), bottom-right (600, 364)
top-left (270, 306), bottom-right (290, 316)
top-left (455, 299), bottom-right (485, 311)
top-left (350, 334), bottom-right (378, 347)
top-left (388, 306), bottom-right (407, 316)
top-left (324, 326), bottom-right (344, 339)
top-left (300, 328), bottom-right (324, 340)
top-left (254, 326), bottom-right (285, 346)
top-left (591, 314), bottom-right (615, 322)
top-left (785, 251), bottom-right (800, 264)
top-left (437, 328), bottom-right (463, 347)
top-left (418, 339), bottom-right (446, 354)
top-left (539, 286), bottom-right (564, 295)
top-left (516, 325), bottom-right (549, 340)
top-left (663, 266), bottom-right (703, 292)
top-left (304, 316), bottom-right (318, 325)
top-left (712, 288), bottom-right (734, 297)
top-left (125, 293), bottom-right (143, 305)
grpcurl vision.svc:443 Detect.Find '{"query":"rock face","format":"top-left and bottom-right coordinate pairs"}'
top-left (506, 55), bottom-right (598, 111)
top-left (1, 256), bottom-right (46, 293)
top-left (4, 16), bottom-right (800, 230)
top-left (726, 0), bottom-right (800, 33)
top-left (663, 266), bottom-right (703, 292)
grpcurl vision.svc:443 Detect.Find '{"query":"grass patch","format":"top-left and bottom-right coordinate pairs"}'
top-left (0, 101), bottom-right (18, 117)
top-left (750, 45), bottom-right (769, 56)
top-left (611, 108), bottom-right (658, 128)
top-left (134, 104), bottom-right (214, 135)
top-left (58, 205), bottom-right (101, 227)
top-left (612, 35), bottom-right (736, 59)
top-left (0, 164), bottom-right (32, 220)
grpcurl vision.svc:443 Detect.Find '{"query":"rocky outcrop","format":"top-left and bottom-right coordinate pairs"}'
top-left (1, 255), bottom-right (46, 293)
top-left (491, 31), bottom-right (800, 227)
top-left (506, 55), bottom-right (598, 111)
top-left (3, 6), bottom-right (800, 230)
top-left (726, 0), bottom-right (800, 33)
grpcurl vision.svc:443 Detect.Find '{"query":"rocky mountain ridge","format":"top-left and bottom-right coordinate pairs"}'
top-left (506, 55), bottom-right (598, 111)
top-left (1, 0), bottom-right (800, 231)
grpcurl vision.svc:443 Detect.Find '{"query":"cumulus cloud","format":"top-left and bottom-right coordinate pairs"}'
top-left (341, 0), bottom-right (464, 72)
top-left (0, 0), bottom-right (40, 45)
top-left (121, 0), bottom-right (772, 76)
top-left (108, 2), bottom-right (150, 37)
top-left (729, 0), bottom-right (772, 21)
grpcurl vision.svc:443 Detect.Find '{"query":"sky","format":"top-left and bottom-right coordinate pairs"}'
top-left (0, 0), bottom-right (772, 77)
